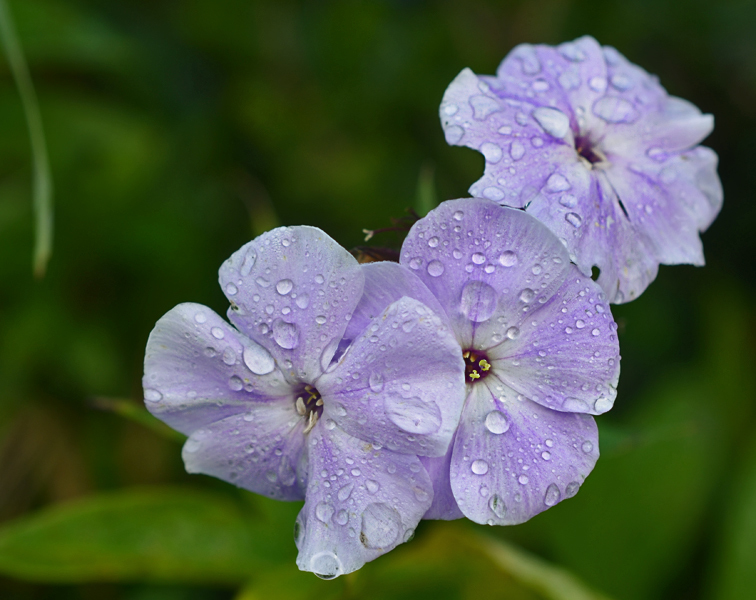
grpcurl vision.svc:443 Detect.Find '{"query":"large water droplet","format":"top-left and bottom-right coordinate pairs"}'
top-left (510, 141), bottom-right (525, 161)
top-left (226, 283), bottom-right (238, 296)
top-left (545, 173), bottom-right (571, 193)
top-left (533, 107), bottom-right (570, 139)
top-left (338, 482), bottom-right (354, 502)
top-left (144, 388), bottom-right (162, 402)
top-left (315, 501), bottom-right (334, 523)
top-left (384, 395), bottom-right (442, 435)
top-left (488, 494), bottom-right (507, 519)
top-left (471, 459), bottom-right (489, 475)
top-left (519, 288), bottom-right (535, 303)
top-left (360, 503), bottom-right (402, 549)
top-left (559, 194), bottom-right (577, 208)
top-left (593, 96), bottom-right (637, 123)
top-left (544, 483), bottom-right (561, 506)
top-left (428, 236), bottom-right (439, 248)
top-left (369, 372), bottom-right (384, 393)
top-left (243, 341), bottom-right (275, 375)
top-left (498, 251), bottom-right (518, 267)
top-left (276, 279), bottom-right (293, 295)
top-left (480, 142), bottom-right (503, 163)
top-left (295, 293), bottom-right (310, 309)
top-left (460, 280), bottom-right (497, 323)
top-left (506, 326), bottom-right (520, 340)
top-left (366, 479), bottom-right (380, 494)
top-left (565, 481), bottom-right (580, 498)
top-left (565, 212), bottom-right (582, 228)
top-left (272, 320), bottom-right (299, 349)
top-left (484, 410), bottom-right (509, 434)
top-left (445, 125), bottom-right (464, 144)
top-left (228, 376), bottom-right (243, 391)
top-left (427, 260), bottom-right (445, 277)
top-left (581, 440), bottom-right (594, 453)
top-left (310, 551), bottom-right (343, 580)
top-left (240, 250), bottom-right (257, 277)
top-left (470, 95), bottom-right (501, 120)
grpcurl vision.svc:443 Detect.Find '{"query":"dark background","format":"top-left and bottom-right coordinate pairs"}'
top-left (0, 0), bottom-right (754, 599)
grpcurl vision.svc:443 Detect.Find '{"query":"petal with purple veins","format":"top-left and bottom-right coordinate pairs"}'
top-left (449, 380), bottom-right (599, 525)
top-left (295, 423), bottom-right (432, 577)
top-left (143, 303), bottom-right (291, 435)
top-left (182, 400), bottom-right (306, 501)
top-left (218, 226), bottom-right (364, 383)
top-left (318, 296), bottom-right (466, 457)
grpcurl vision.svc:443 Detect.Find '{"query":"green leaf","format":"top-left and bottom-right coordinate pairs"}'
top-left (0, 0), bottom-right (54, 278)
top-left (0, 487), bottom-right (300, 584)
top-left (414, 162), bottom-right (437, 217)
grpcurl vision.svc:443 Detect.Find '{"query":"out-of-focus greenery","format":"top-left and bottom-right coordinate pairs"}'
top-left (0, 0), bottom-right (754, 599)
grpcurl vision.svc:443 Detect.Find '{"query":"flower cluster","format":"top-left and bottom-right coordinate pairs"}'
top-left (143, 36), bottom-right (719, 578)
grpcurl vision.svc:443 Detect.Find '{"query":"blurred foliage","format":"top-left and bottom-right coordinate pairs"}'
top-left (0, 0), bottom-right (755, 599)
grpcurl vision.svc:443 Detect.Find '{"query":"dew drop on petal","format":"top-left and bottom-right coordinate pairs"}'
top-left (243, 341), bottom-right (275, 375)
top-left (480, 142), bottom-right (503, 163)
top-left (565, 212), bottom-right (583, 228)
top-left (518, 474), bottom-right (529, 485)
top-left (453, 210), bottom-right (464, 221)
top-left (296, 293), bottom-right (310, 309)
top-left (337, 482), bottom-right (354, 502)
top-left (488, 494), bottom-right (507, 519)
top-left (532, 107), bottom-right (571, 139)
top-left (519, 288), bottom-right (535, 303)
top-left (460, 280), bottom-right (497, 323)
top-left (471, 459), bottom-right (489, 475)
top-left (211, 327), bottom-right (225, 339)
top-left (506, 326), bottom-right (520, 340)
top-left (510, 141), bottom-right (525, 161)
top-left (368, 372), bottom-right (384, 393)
top-left (427, 260), bottom-right (445, 277)
top-left (276, 279), bottom-right (293, 295)
top-left (498, 251), bottom-right (518, 267)
top-left (240, 250), bottom-right (257, 277)
top-left (360, 503), bottom-right (402, 549)
top-left (484, 410), bottom-right (510, 434)
top-left (472, 252), bottom-right (486, 264)
top-left (593, 96), bottom-right (637, 123)
top-left (144, 388), bottom-right (162, 402)
top-left (366, 479), bottom-right (380, 494)
top-left (228, 376), bottom-right (243, 391)
top-left (310, 552), bottom-right (343, 580)
top-left (582, 441), bottom-right (594, 453)
top-left (272, 320), bottom-right (299, 349)
top-left (559, 194), bottom-right (577, 208)
top-left (384, 394), bottom-right (442, 435)
top-left (565, 481), bottom-right (580, 498)
top-left (445, 125), bottom-right (464, 144)
top-left (315, 502), bottom-right (334, 523)
top-left (428, 236), bottom-right (439, 248)
top-left (226, 283), bottom-right (238, 296)
top-left (545, 173), bottom-right (572, 193)
top-left (544, 483), bottom-right (561, 506)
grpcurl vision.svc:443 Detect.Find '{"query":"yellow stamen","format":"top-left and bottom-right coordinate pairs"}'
top-left (469, 370), bottom-right (480, 380)
top-left (479, 359), bottom-right (491, 372)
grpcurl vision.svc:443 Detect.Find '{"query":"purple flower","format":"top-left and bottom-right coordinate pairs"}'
top-left (143, 226), bottom-right (466, 577)
top-left (396, 198), bottom-right (620, 524)
top-left (440, 36), bottom-right (722, 303)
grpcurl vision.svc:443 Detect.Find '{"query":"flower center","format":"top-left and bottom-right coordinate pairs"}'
top-left (462, 349), bottom-right (492, 383)
top-left (294, 384), bottom-right (323, 434)
top-left (575, 135), bottom-right (605, 167)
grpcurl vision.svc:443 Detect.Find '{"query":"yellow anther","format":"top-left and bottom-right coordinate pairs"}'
top-left (479, 359), bottom-right (491, 372)
top-left (462, 351), bottom-right (470, 359)
top-left (469, 370), bottom-right (481, 380)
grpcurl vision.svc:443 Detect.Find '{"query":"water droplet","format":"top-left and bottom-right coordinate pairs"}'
top-left (222, 348), bottom-right (236, 365)
top-left (544, 483), bottom-right (561, 506)
top-left (472, 252), bottom-right (486, 264)
top-left (384, 395), bottom-right (442, 435)
top-left (588, 76), bottom-right (607, 92)
top-left (315, 501), bottom-right (334, 523)
top-left (480, 142), bottom-right (503, 163)
top-left (545, 173), bottom-right (571, 193)
top-left (514, 45), bottom-right (541, 74)
top-left (594, 397), bottom-right (613, 413)
top-left (338, 483), bottom-right (354, 502)
top-left (510, 141), bottom-right (525, 161)
top-left (315, 315), bottom-right (327, 325)
top-left (565, 481), bottom-right (580, 498)
top-left (471, 459), bottom-right (489, 475)
top-left (360, 503), bottom-right (402, 549)
top-left (276, 279), bottom-right (293, 295)
top-left (211, 327), bottom-right (224, 340)
top-left (485, 410), bottom-right (509, 434)
top-left (296, 293), bottom-right (310, 309)
top-left (559, 194), bottom-right (577, 208)
top-left (445, 125), bottom-right (464, 144)
top-left (576, 319), bottom-right (585, 329)
top-left (611, 74), bottom-right (633, 91)
top-left (366, 479), bottom-right (380, 494)
top-left (335, 510), bottom-right (349, 525)
top-left (499, 251), bottom-right (517, 267)
top-left (427, 260), bottom-right (445, 277)
top-left (533, 107), bottom-right (570, 139)
top-left (368, 372), bottom-right (384, 393)
top-left (519, 288), bottom-right (535, 303)
top-left (243, 342), bottom-right (275, 375)
top-left (443, 103), bottom-right (458, 116)
top-left (565, 212), bottom-right (582, 228)
top-left (226, 283), bottom-right (238, 296)
top-left (593, 96), bottom-right (637, 123)
top-left (506, 326), bottom-right (520, 340)
top-left (272, 320), bottom-right (299, 349)
top-left (498, 125), bottom-right (512, 135)
top-left (541, 451), bottom-right (551, 460)
top-left (518, 475), bottom-right (529, 485)
top-left (488, 494), bottom-right (506, 519)
top-left (194, 313), bottom-right (207, 324)
top-left (558, 41), bottom-right (586, 62)
top-left (315, 274), bottom-right (325, 284)
top-left (591, 328), bottom-right (600, 337)
top-left (428, 236), bottom-right (439, 248)
top-left (582, 441), bottom-right (594, 453)
top-left (408, 257), bottom-right (422, 270)
top-left (144, 388), bottom-right (162, 402)
top-left (459, 280), bottom-right (497, 323)
top-left (453, 210), bottom-right (464, 221)
top-left (255, 276), bottom-right (270, 288)
top-left (228, 376), bottom-right (243, 391)
top-left (310, 551), bottom-right (343, 580)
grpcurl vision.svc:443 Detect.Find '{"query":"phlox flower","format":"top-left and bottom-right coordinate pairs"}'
top-left (440, 35), bottom-right (722, 303)
top-left (394, 198), bottom-right (621, 524)
top-left (143, 226), bottom-right (466, 577)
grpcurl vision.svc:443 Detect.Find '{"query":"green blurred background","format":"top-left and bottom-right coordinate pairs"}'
top-left (0, 0), bottom-right (755, 598)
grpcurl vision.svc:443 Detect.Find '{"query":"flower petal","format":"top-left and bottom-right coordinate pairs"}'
top-left (449, 380), bottom-right (599, 525)
top-left (419, 435), bottom-right (465, 520)
top-left (343, 262), bottom-right (449, 343)
top-left (182, 401), bottom-right (306, 501)
top-left (295, 423), bottom-right (432, 577)
top-left (143, 303), bottom-right (291, 435)
top-left (218, 226), bottom-right (365, 383)
top-left (318, 296), bottom-right (466, 457)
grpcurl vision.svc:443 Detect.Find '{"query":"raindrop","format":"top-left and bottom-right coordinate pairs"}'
top-left (296, 293), bottom-right (310, 309)
top-left (519, 288), bottom-right (535, 303)
top-left (480, 142), bottom-right (503, 163)
top-left (315, 502), bottom-right (334, 523)
top-left (338, 483), bottom-right (354, 502)
top-left (533, 107), bottom-right (570, 139)
top-left (593, 96), bottom-right (637, 123)
top-left (611, 74), bottom-right (633, 91)
top-left (488, 494), bottom-right (506, 519)
top-left (315, 315), bottom-right (327, 325)
top-left (518, 475), bottom-right (529, 485)
top-left (240, 250), bottom-right (257, 276)
top-left (594, 397), bottom-right (613, 413)
top-left (443, 103), bottom-right (458, 116)
top-left (409, 257), bottom-right (422, 270)
top-left (591, 328), bottom-right (600, 336)
top-left (453, 210), bottom-right (464, 221)
top-left (360, 503), bottom-right (402, 549)
top-left (484, 410), bottom-right (509, 434)
top-left (499, 251), bottom-right (518, 267)
top-left (559, 194), bottom-right (577, 208)
top-left (243, 342), bottom-right (275, 375)
top-left (445, 125), bottom-right (464, 144)
top-left (545, 173), bottom-right (571, 193)
top-left (510, 141), bottom-right (525, 161)
top-left (506, 326), bottom-right (520, 340)
top-left (542, 451), bottom-right (551, 460)
top-left (544, 483), bottom-right (561, 506)
top-left (335, 510), bottom-right (349, 525)
top-left (211, 327), bottom-right (225, 340)
top-left (276, 279), bottom-right (293, 295)
top-left (194, 313), bottom-right (207, 324)
top-left (581, 441), bottom-right (594, 453)
top-left (226, 283), bottom-right (238, 296)
top-left (144, 388), bottom-right (162, 402)
top-left (310, 552), bottom-right (343, 580)
top-left (427, 260), bottom-right (445, 277)
top-left (428, 236), bottom-right (439, 248)
top-left (368, 372), bottom-right (384, 393)
top-left (384, 394), bottom-right (442, 435)
top-left (272, 320), bottom-right (299, 349)
top-left (565, 213), bottom-right (582, 228)
top-left (472, 252), bottom-right (486, 264)
top-left (588, 76), bottom-right (607, 92)
top-left (366, 480), bottom-right (380, 494)
top-left (459, 280), bottom-right (497, 323)
top-left (565, 481), bottom-right (580, 498)
top-left (471, 459), bottom-right (489, 475)
top-left (255, 276), bottom-right (270, 288)
top-left (228, 376), bottom-right (243, 391)
top-left (315, 274), bottom-right (325, 284)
